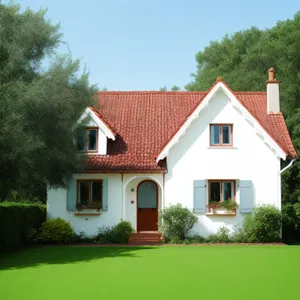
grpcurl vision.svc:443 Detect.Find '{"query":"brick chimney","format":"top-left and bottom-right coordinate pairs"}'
top-left (266, 68), bottom-right (280, 114)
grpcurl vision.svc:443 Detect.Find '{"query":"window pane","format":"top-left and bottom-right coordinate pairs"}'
top-left (209, 182), bottom-right (220, 202)
top-left (222, 126), bottom-right (231, 144)
top-left (76, 130), bottom-right (86, 151)
top-left (88, 129), bottom-right (97, 151)
top-left (222, 182), bottom-right (233, 201)
top-left (78, 182), bottom-right (89, 206)
top-left (211, 125), bottom-right (220, 144)
top-left (138, 181), bottom-right (157, 208)
top-left (91, 181), bottom-right (102, 204)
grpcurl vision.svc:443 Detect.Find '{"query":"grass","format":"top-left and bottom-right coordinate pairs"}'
top-left (0, 245), bottom-right (299, 300)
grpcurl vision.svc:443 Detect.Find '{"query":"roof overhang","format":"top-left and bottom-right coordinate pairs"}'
top-left (156, 81), bottom-right (287, 162)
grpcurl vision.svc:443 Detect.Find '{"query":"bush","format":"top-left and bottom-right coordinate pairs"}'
top-left (111, 220), bottom-right (134, 243)
top-left (238, 205), bottom-right (282, 243)
top-left (32, 218), bottom-right (73, 244)
top-left (186, 235), bottom-right (207, 244)
top-left (97, 226), bottom-right (114, 243)
top-left (96, 220), bottom-right (134, 244)
top-left (207, 226), bottom-right (232, 243)
top-left (159, 204), bottom-right (198, 241)
top-left (71, 231), bottom-right (97, 243)
top-left (0, 202), bottom-right (46, 252)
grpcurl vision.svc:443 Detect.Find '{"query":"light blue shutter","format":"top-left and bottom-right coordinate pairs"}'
top-left (239, 180), bottom-right (253, 213)
top-left (102, 179), bottom-right (108, 211)
top-left (67, 177), bottom-right (77, 211)
top-left (193, 180), bottom-right (206, 213)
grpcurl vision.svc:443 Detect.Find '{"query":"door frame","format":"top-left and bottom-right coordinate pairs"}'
top-left (136, 180), bottom-right (158, 231)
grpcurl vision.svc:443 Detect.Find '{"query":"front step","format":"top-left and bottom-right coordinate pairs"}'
top-left (128, 232), bottom-right (164, 245)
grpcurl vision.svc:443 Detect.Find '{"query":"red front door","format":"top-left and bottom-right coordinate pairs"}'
top-left (137, 181), bottom-right (158, 231)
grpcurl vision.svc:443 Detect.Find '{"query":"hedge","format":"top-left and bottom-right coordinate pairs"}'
top-left (0, 202), bottom-right (46, 252)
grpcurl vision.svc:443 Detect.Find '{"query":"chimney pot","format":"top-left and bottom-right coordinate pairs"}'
top-left (268, 68), bottom-right (275, 81)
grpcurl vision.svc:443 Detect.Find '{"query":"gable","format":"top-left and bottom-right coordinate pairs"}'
top-left (156, 82), bottom-right (289, 162)
top-left (166, 90), bottom-right (282, 178)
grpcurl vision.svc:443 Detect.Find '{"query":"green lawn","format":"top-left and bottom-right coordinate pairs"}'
top-left (0, 245), bottom-right (299, 300)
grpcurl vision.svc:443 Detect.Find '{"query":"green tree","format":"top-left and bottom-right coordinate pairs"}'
top-left (171, 85), bottom-right (181, 91)
top-left (0, 3), bottom-right (96, 200)
top-left (159, 85), bottom-right (181, 91)
top-left (186, 12), bottom-right (300, 240)
top-left (159, 85), bottom-right (168, 91)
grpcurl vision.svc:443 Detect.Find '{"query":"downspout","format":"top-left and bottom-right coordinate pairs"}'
top-left (277, 158), bottom-right (296, 207)
top-left (277, 158), bottom-right (297, 175)
top-left (121, 172), bottom-right (124, 219)
top-left (163, 172), bottom-right (165, 210)
top-left (277, 158), bottom-right (296, 238)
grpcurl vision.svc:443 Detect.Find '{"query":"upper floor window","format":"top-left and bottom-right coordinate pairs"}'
top-left (77, 128), bottom-right (98, 152)
top-left (210, 124), bottom-right (232, 146)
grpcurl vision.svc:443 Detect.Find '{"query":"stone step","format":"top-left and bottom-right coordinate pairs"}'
top-left (128, 232), bottom-right (164, 245)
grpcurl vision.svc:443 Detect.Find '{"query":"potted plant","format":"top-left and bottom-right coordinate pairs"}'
top-left (208, 200), bottom-right (218, 213)
top-left (76, 203), bottom-right (87, 211)
top-left (219, 199), bottom-right (239, 212)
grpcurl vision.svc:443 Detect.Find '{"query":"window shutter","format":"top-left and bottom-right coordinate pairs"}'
top-left (239, 180), bottom-right (253, 213)
top-left (102, 179), bottom-right (108, 211)
top-left (193, 180), bottom-right (206, 213)
top-left (67, 178), bottom-right (77, 211)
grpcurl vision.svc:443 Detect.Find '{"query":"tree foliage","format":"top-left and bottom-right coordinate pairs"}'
top-left (0, 3), bottom-right (96, 200)
top-left (186, 12), bottom-right (300, 240)
top-left (159, 85), bottom-right (181, 91)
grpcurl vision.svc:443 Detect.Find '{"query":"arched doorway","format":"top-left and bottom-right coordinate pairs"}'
top-left (137, 180), bottom-right (158, 231)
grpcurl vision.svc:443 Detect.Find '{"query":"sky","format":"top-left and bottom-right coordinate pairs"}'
top-left (5, 0), bottom-right (300, 90)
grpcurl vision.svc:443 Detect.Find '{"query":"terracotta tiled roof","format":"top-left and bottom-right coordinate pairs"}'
top-left (85, 90), bottom-right (296, 172)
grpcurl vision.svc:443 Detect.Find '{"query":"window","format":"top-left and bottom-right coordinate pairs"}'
top-left (210, 124), bottom-right (232, 146)
top-left (208, 180), bottom-right (235, 203)
top-left (77, 180), bottom-right (102, 208)
top-left (76, 128), bottom-right (98, 152)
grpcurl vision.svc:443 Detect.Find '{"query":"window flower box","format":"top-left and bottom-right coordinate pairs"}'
top-left (207, 200), bottom-right (239, 215)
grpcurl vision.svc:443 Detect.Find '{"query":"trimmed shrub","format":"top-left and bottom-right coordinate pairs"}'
top-left (238, 205), bottom-right (282, 243)
top-left (111, 220), bottom-right (134, 243)
top-left (159, 204), bottom-right (198, 241)
top-left (32, 218), bottom-right (73, 244)
top-left (0, 202), bottom-right (46, 252)
top-left (96, 220), bottom-right (134, 244)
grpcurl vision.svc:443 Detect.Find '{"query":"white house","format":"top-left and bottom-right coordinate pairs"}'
top-left (47, 68), bottom-right (296, 238)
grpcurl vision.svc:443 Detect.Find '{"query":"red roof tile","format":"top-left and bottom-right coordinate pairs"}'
top-left (85, 90), bottom-right (296, 172)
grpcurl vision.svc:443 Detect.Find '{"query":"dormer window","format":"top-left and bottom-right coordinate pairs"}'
top-left (77, 128), bottom-right (98, 152)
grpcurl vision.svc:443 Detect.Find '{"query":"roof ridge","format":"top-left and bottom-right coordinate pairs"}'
top-left (235, 91), bottom-right (266, 94)
top-left (97, 91), bottom-right (207, 94)
top-left (97, 91), bottom-right (266, 94)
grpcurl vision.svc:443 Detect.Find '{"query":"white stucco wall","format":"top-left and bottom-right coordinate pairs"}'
top-left (47, 173), bottom-right (163, 235)
top-left (47, 173), bottom-right (122, 236)
top-left (164, 90), bottom-right (281, 236)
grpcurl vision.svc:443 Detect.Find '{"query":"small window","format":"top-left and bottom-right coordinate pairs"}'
top-left (77, 180), bottom-right (102, 208)
top-left (210, 124), bottom-right (232, 146)
top-left (209, 180), bottom-right (235, 203)
top-left (76, 128), bottom-right (98, 152)
top-left (88, 129), bottom-right (97, 151)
